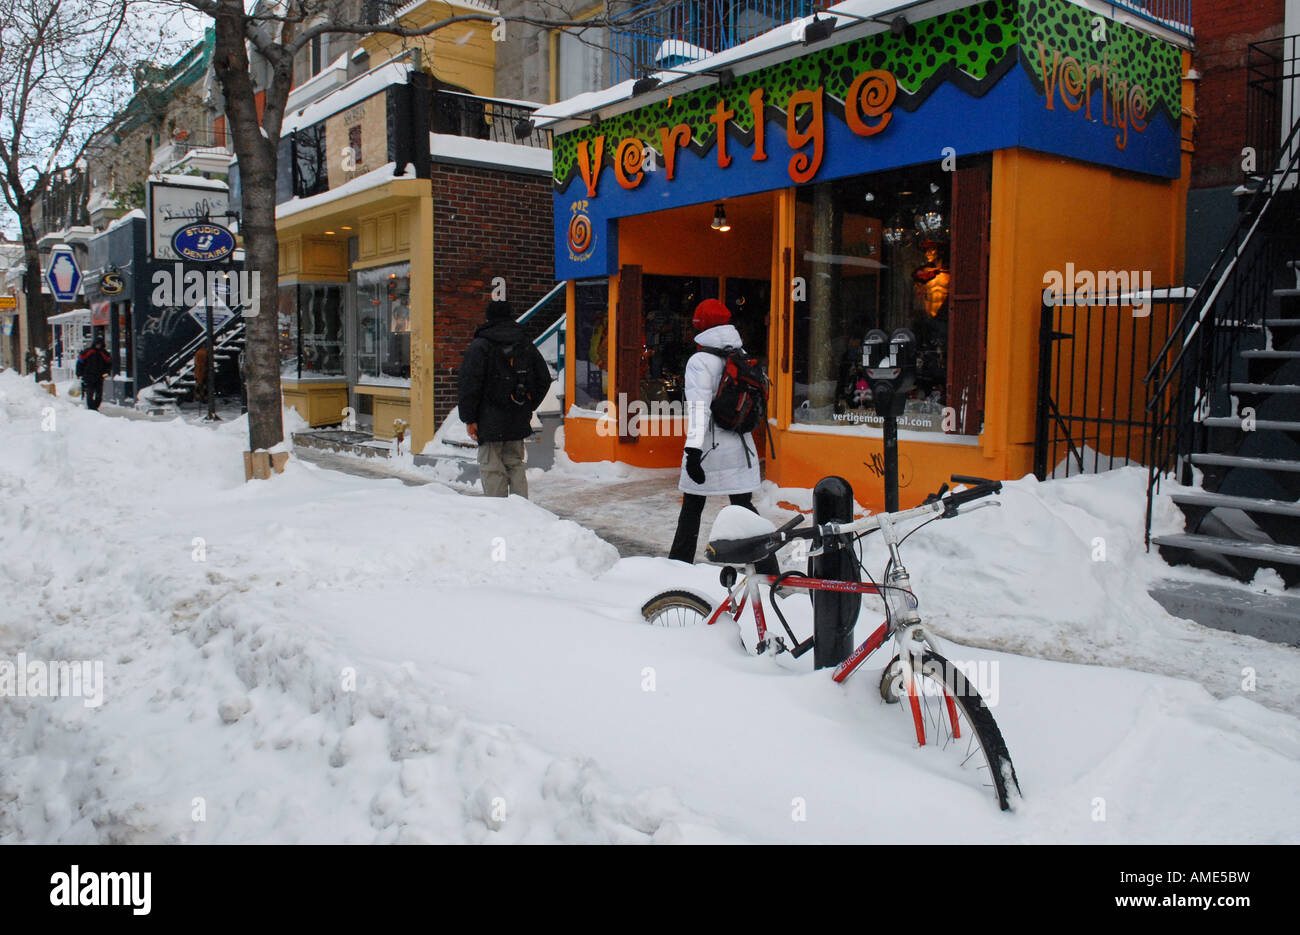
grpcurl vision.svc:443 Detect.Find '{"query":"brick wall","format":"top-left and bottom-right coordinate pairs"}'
top-left (1190, 2), bottom-right (1286, 189)
top-left (430, 162), bottom-right (555, 424)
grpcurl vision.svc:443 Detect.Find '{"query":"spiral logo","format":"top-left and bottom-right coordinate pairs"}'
top-left (568, 213), bottom-right (592, 255)
top-left (846, 69), bottom-right (897, 138)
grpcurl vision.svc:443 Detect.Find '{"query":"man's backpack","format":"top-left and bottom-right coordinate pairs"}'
top-left (699, 346), bottom-right (769, 437)
top-left (489, 339), bottom-right (550, 410)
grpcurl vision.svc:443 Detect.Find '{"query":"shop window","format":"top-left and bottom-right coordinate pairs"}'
top-left (356, 263), bottom-right (411, 383)
top-left (293, 123), bottom-right (328, 199)
top-left (279, 283), bottom-right (344, 379)
top-left (639, 274), bottom-right (719, 404)
top-left (792, 163), bottom-right (989, 435)
top-left (573, 278), bottom-right (609, 411)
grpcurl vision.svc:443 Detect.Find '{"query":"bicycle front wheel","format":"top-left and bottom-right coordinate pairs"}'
top-left (881, 650), bottom-right (1021, 811)
top-left (641, 589), bottom-right (712, 627)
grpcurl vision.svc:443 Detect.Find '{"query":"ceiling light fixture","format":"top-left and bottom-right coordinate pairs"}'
top-left (711, 203), bottom-right (731, 232)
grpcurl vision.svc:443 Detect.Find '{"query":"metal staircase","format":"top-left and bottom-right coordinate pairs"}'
top-left (140, 314), bottom-right (246, 410)
top-left (1144, 124), bottom-right (1300, 587)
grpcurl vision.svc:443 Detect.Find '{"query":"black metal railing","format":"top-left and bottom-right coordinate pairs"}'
top-left (1033, 289), bottom-right (1186, 481)
top-left (361, 0), bottom-right (404, 25)
top-left (1142, 112), bottom-right (1300, 545)
top-left (1246, 35), bottom-right (1300, 185)
top-left (431, 90), bottom-right (552, 149)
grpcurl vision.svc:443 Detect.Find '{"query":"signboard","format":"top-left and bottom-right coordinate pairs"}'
top-left (44, 245), bottom-right (82, 303)
top-left (187, 303), bottom-right (235, 330)
top-left (91, 301), bottom-right (110, 326)
top-left (0, 296), bottom-right (16, 310)
top-left (147, 178), bottom-right (232, 261)
top-left (2, 317), bottom-right (13, 336)
top-left (172, 223), bottom-right (237, 263)
top-left (101, 271), bottom-right (125, 295)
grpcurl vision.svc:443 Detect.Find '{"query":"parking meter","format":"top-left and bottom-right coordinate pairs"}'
top-left (862, 328), bottom-right (917, 511)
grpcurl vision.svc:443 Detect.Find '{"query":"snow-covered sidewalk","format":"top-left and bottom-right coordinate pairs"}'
top-left (1, 371), bottom-right (1297, 843)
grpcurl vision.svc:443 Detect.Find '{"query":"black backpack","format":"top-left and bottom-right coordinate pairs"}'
top-left (489, 339), bottom-right (550, 410)
top-left (699, 346), bottom-right (769, 437)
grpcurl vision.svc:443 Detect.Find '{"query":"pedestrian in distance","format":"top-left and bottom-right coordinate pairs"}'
top-left (75, 336), bottom-right (112, 411)
top-left (193, 344), bottom-right (210, 404)
top-left (668, 299), bottom-right (778, 574)
top-left (457, 300), bottom-right (552, 498)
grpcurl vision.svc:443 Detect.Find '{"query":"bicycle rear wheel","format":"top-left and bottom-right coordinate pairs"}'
top-left (880, 650), bottom-right (1021, 811)
top-left (641, 590), bottom-right (712, 627)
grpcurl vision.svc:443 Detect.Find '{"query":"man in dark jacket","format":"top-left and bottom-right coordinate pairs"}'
top-left (75, 337), bottom-right (112, 410)
top-left (457, 300), bottom-right (551, 498)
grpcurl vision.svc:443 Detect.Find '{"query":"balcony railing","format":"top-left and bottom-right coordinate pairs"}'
top-left (608, 0), bottom-right (1192, 83)
top-left (1247, 35), bottom-right (1300, 182)
top-left (431, 90), bottom-right (552, 149)
top-left (150, 129), bottom-right (234, 174)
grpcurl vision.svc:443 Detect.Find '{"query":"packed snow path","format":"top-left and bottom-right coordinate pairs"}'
top-left (1, 372), bottom-right (1297, 843)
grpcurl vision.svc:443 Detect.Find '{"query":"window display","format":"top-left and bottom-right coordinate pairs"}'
top-left (356, 263), bottom-right (411, 383)
top-left (638, 275), bottom-right (718, 403)
top-left (572, 278), bottom-right (609, 410)
top-left (792, 166), bottom-right (984, 433)
top-left (279, 283), bottom-right (344, 379)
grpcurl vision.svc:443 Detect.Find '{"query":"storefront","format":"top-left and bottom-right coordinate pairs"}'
top-left (270, 51), bottom-right (557, 447)
top-left (539, 0), bottom-right (1195, 508)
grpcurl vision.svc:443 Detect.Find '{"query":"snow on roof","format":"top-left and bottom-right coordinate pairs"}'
top-left (428, 132), bottom-right (553, 175)
top-left (104, 209), bottom-right (147, 234)
top-left (656, 39), bottom-right (713, 64)
top-left (284, 51), bottom-right (352, 113)
top-left (152, 174), bottom-right (229, 191)
top-left (49, 308), bottom-right (93, 324)
top-left (281, 60), bottom-right (413, 135)
top-left (275, 163), bottom-right (416, 220)
top-left (533, 0), bottom-right (913, 126)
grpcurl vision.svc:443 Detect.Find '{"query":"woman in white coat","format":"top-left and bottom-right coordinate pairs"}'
top-left (668, 299), bottom-right (779, 574)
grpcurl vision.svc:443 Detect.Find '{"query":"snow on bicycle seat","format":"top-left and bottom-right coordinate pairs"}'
top-left (704, 506), bottom-right (778, 565)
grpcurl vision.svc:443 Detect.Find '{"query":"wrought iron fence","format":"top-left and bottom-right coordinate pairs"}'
top-left (431, 90), bottom-right (552, 150)
top-left (1108, 0), bottom-right (1193, 37)
top-left (1247, 35), bottom-right (1300, 183)
top-left (1034, 289), bottom-right (1186, 482)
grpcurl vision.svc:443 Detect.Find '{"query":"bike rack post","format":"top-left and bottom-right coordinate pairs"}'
top-left (811, 475), bottom-right (859, 669)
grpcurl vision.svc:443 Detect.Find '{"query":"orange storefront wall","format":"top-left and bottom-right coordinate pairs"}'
top-left (565, 145), bottom-right (1190, 510)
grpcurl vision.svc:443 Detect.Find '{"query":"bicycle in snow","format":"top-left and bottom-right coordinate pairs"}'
top-left (641, 475), bottom-right (1022, 811)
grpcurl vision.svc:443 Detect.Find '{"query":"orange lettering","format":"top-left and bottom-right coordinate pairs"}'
top-left (577, 135), bottom-right (606, 198)
top-left (786, 88), bottom-right (824, 184)
top-left (749, 88), bottom-right (768, 161)
top-left (710, 98), bottom-right (736, 168)
top-left (845, 69), bottom-right (897, 137)
top-left (1060, 57), bottom-right (1085, 112)
top-left (1037, 43), bottom-right (1062, 110)
top-left (614, 137), bottom-right (644, 189)
top-left (658, 123), bottom-right (692, 180)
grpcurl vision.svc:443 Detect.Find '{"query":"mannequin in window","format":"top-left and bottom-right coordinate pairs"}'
top-left (912, 241), bottom-right (949, 399)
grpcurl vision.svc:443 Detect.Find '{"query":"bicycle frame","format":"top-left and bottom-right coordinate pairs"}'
top-left (704, 505), bottom-right (966, 748)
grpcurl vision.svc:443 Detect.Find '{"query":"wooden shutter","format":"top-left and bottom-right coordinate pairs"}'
top-left (947, 160), bottom-right (992, 435)
top-left (615, 264), bottom-right (643, 442)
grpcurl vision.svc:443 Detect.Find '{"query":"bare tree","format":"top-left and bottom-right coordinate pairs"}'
top-left (162, 0), bottom-right (639, 459)
top-left (0, 0), bottom-right (135, 369)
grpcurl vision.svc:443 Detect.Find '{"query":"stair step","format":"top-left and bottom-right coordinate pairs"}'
top-left (1153, 533), bottom-right (1300, 567)
top-left (1190, 453), bottom-right (1300, 473)
top-left (1265, 319), bottom-right (1300, 326)
top-left (1169, 490), bottom-right (1300, 517)
top-left (1273, 288), bottom-right (1300, 297)
top-left (1229, 383), bottom-right (1300, 394)
top-left (1202, 416), bottom-right (1300, 432)
top-left (1241, 349), bottom-right (1300, 359)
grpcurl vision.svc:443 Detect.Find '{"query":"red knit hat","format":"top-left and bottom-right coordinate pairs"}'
top-left (692, 298), bottom-right (731, 332)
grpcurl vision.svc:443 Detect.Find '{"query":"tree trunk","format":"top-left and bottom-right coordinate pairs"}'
top-left (19, 202), bottom-right (50, 373)
top-left (212, 0), bottom-right (284, 453)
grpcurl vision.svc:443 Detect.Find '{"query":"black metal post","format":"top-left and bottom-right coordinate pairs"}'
top-left (811, 475), bottom-right (859, 670)
top-left (883, 412), bottom-right (899, 513)
top-left (1033, 301), bottom-right (1053, 480)
top-left (204, 297), bottom-right (218, 421)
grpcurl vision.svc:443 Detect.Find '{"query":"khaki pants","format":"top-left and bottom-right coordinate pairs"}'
top-left (477, 439), bottom-right (527, 498)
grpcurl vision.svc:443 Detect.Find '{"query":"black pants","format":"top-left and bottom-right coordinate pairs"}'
top-left (83, 379), bottom-right (104, 411)
top-left (669, 492), bottom-right (780, 575)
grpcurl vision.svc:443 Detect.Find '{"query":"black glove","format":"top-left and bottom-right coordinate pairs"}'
top-left (685, 447), bottom-right (705, 485)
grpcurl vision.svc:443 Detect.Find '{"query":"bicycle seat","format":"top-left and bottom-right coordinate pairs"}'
top-left (704, 506), bottom-right (778, 565)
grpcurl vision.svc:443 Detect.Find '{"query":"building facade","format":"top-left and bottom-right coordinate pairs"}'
top-left (538, 0), bottom-right (1197, 509)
